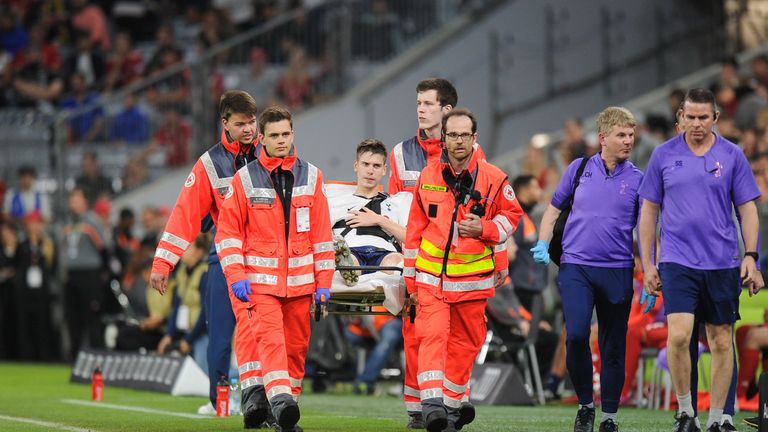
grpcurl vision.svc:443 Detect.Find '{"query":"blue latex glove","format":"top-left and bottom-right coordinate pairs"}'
top-left (530, 240), bottom-right (550, 265)
top-left (231, 280), bottom-right (251, 302)
top-left (315, 287), bottom-right (331, 305)
top-left (640, 290), bottom-right (656, 314)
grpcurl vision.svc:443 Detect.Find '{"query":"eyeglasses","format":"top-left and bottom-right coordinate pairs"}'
top-left (445, 132), bottom-right (475, 141)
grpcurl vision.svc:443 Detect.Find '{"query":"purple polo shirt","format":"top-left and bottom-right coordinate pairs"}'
top-left (552, 154), bottom-right (643, 268)
top-left (638, 133), bottom-right (760, 270)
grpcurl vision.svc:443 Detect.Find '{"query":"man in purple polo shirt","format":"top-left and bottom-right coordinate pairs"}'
top-left (532, 107), bottom-right (642, 432)
top-left (639, 88), bottom-right (763, 432)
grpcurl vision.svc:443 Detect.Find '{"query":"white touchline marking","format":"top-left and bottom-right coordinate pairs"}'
top-left (61, 399), bottom-right (212, 420)
top-left (0, 414), bottom-right (96, 432)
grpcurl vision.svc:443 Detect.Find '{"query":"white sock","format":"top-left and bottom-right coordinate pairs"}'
top-left (720, 414), bottom-right (733, 425)
top-left (581, 402), bottom-right (595, 409)
top-left (707, 408), bottom-right (723, 428)
top-left (677, 392), bottom-right (694, 417)
top-left (601, 412), bottom-right (617, 424)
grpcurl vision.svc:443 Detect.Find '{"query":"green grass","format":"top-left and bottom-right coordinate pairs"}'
top-left (0, 363), bottom-right (755, 431)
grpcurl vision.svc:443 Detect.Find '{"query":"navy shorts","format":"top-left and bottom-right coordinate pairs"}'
top-left (349, 246), bottom-right (396, 274)
top-left (659, 262), bottom-right (741, 325)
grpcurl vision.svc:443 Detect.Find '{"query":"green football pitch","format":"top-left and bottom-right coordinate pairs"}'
top-left (0, 363), bottom-right (756, 431)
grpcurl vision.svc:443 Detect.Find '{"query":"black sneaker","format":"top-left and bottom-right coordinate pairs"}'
top-left (407, 412), bottom-right (425, 429)
top-left (673, 412), bottom-right (698, 432)
top-left (261, 409), bottom-right (277, 429)
top-left (455, 402), bottom-right (475, 430)
top-left (443, 421), bottom-right (457, 432)
top-left (599, 419), bottom-right (618, 432)
top-left (425, 410), bottom-right (448, 432)
top-left (705, 424), bottom-right (721, 432)
top-left (744, 416), bottom-right (759, 429)
top-left (574, 406), bottom-right (595, 432)
top-left (276, 400), bottom-right (300, 431)
top-left (719, 421), bottom-right (737, 432)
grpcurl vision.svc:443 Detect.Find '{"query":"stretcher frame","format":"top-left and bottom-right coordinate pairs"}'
top-left (320, 181), bottom-right (411, 319)
top-left (314, 265), bottom-right (412, 321)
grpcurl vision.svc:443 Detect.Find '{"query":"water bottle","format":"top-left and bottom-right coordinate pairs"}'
top-left (216, 375), bottom-right (229, 417)
top-left (229, 378), bottom-right (241, 416)
top-left (91, 367), bottom-right (104, 401)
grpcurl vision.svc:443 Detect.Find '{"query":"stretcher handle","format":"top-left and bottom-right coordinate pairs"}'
top-left (335, 265), bottom-right (403, 273)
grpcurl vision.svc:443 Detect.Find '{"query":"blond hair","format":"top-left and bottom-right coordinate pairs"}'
top-left (596, 107), bottom-right (636, 136)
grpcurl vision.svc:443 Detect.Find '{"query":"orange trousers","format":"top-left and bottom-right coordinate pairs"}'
top-left (249, 293), bottom-right (312, 401)
top-left (402, 316), bottom-right (422, 412)
top-left (228, 290), bottom-right (262, 390)
top-left (416, 286), bottom-right (487, 412)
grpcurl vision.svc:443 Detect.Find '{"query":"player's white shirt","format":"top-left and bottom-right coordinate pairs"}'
top-left (326, 185), bottom-right (412, 251)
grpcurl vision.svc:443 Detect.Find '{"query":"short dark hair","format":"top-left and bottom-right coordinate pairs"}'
top-left (683, 88), bottom-right (717, 112)
top-left (17, 165), bottom-right (36, 178)
top-left (259, 106), bottom-right (293, 133)
top-left (442, 108), bottom-right (477, 134)
top-left (356, 139), bottom-right (387, 160)
top-left (220, 90), bottom-right (258, 120)
top-left (193, 233), bottom-right (212, 251)
top-left (119, 207), bottom-right (134, 220)
top-left (722, 56), bottom-right (738, 69)
top-left (416, 78), bottom-right (458, 108)
top-left (512, 175), bottom-right (536, 193)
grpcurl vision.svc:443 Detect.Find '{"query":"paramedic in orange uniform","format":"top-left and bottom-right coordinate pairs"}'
top-left (403, 108), bottom-right (522, 431)
top-left (216, 106), bottom-right (334, 432)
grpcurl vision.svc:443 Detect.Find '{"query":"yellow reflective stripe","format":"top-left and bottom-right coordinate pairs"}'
top-left (415, 255), bottom-right (495, 276)
top-left (419, 238), bottom-right (492, 262)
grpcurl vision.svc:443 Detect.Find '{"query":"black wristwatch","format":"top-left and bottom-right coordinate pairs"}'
top-left (745, 251), bottom-right (759, 262)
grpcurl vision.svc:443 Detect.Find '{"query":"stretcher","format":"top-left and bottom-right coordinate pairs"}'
top-left (313, 182), bottom-right (410, 319)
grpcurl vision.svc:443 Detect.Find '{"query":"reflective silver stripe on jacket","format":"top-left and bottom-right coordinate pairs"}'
top-left (216, 239), bottom-right (243, 253)
top-left (246, 256), bottom-right (279, 268)
top-left (220, 255), bottom-right (244, 268)
top-left (415, 271), bottom-right (440, 287)
top-left (393, 142), bottom-right (420, 183)
top-left (403, 248), bottom-right (419, 259)
top-left (200, 152), bottom-right (232, 190)
top-left (292, 164), bottom-right (318, 197)
top-left (154, 248), bottom-right (180, 265)
top-left (160, 232), bottom-right (190, 250)
top-left (287, 273), bottom-right (314, 286)
top-left (239, 164), bottom-right (276, 199)
top-left (442, 275), bottom-right (495, 292)
top-left (248, 273), bottom-right (278, 285)
top-left (313, 242), bottom-right (334, 253)
top-left (288, 254), bottom-right (313, 268)
top-left (493, 215), bottom-right (515, 240)
top-left (314, 259), bottom-right (335, 271)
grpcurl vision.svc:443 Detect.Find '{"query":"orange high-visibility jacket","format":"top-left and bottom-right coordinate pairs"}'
top-left (403, 150), bottom-right (522, 302)
top-left (388, 129), bottom-right (485, 194)
top-left (152, 131), bottom-right (259, 275)
top-left (216, 147), bottom-right (334, 298)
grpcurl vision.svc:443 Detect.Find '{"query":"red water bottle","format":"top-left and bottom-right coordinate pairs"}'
top-left (216, 375), bottom-right (229, 417)
top-left (91, 367), bottom-right (104, 401)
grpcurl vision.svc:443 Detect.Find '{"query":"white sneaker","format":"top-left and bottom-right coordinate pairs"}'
top-left (197, 402), bottom-right (215, 416)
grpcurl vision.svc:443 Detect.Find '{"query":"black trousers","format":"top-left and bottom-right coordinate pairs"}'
top-left (65, 269), bottom-right (105, 359)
